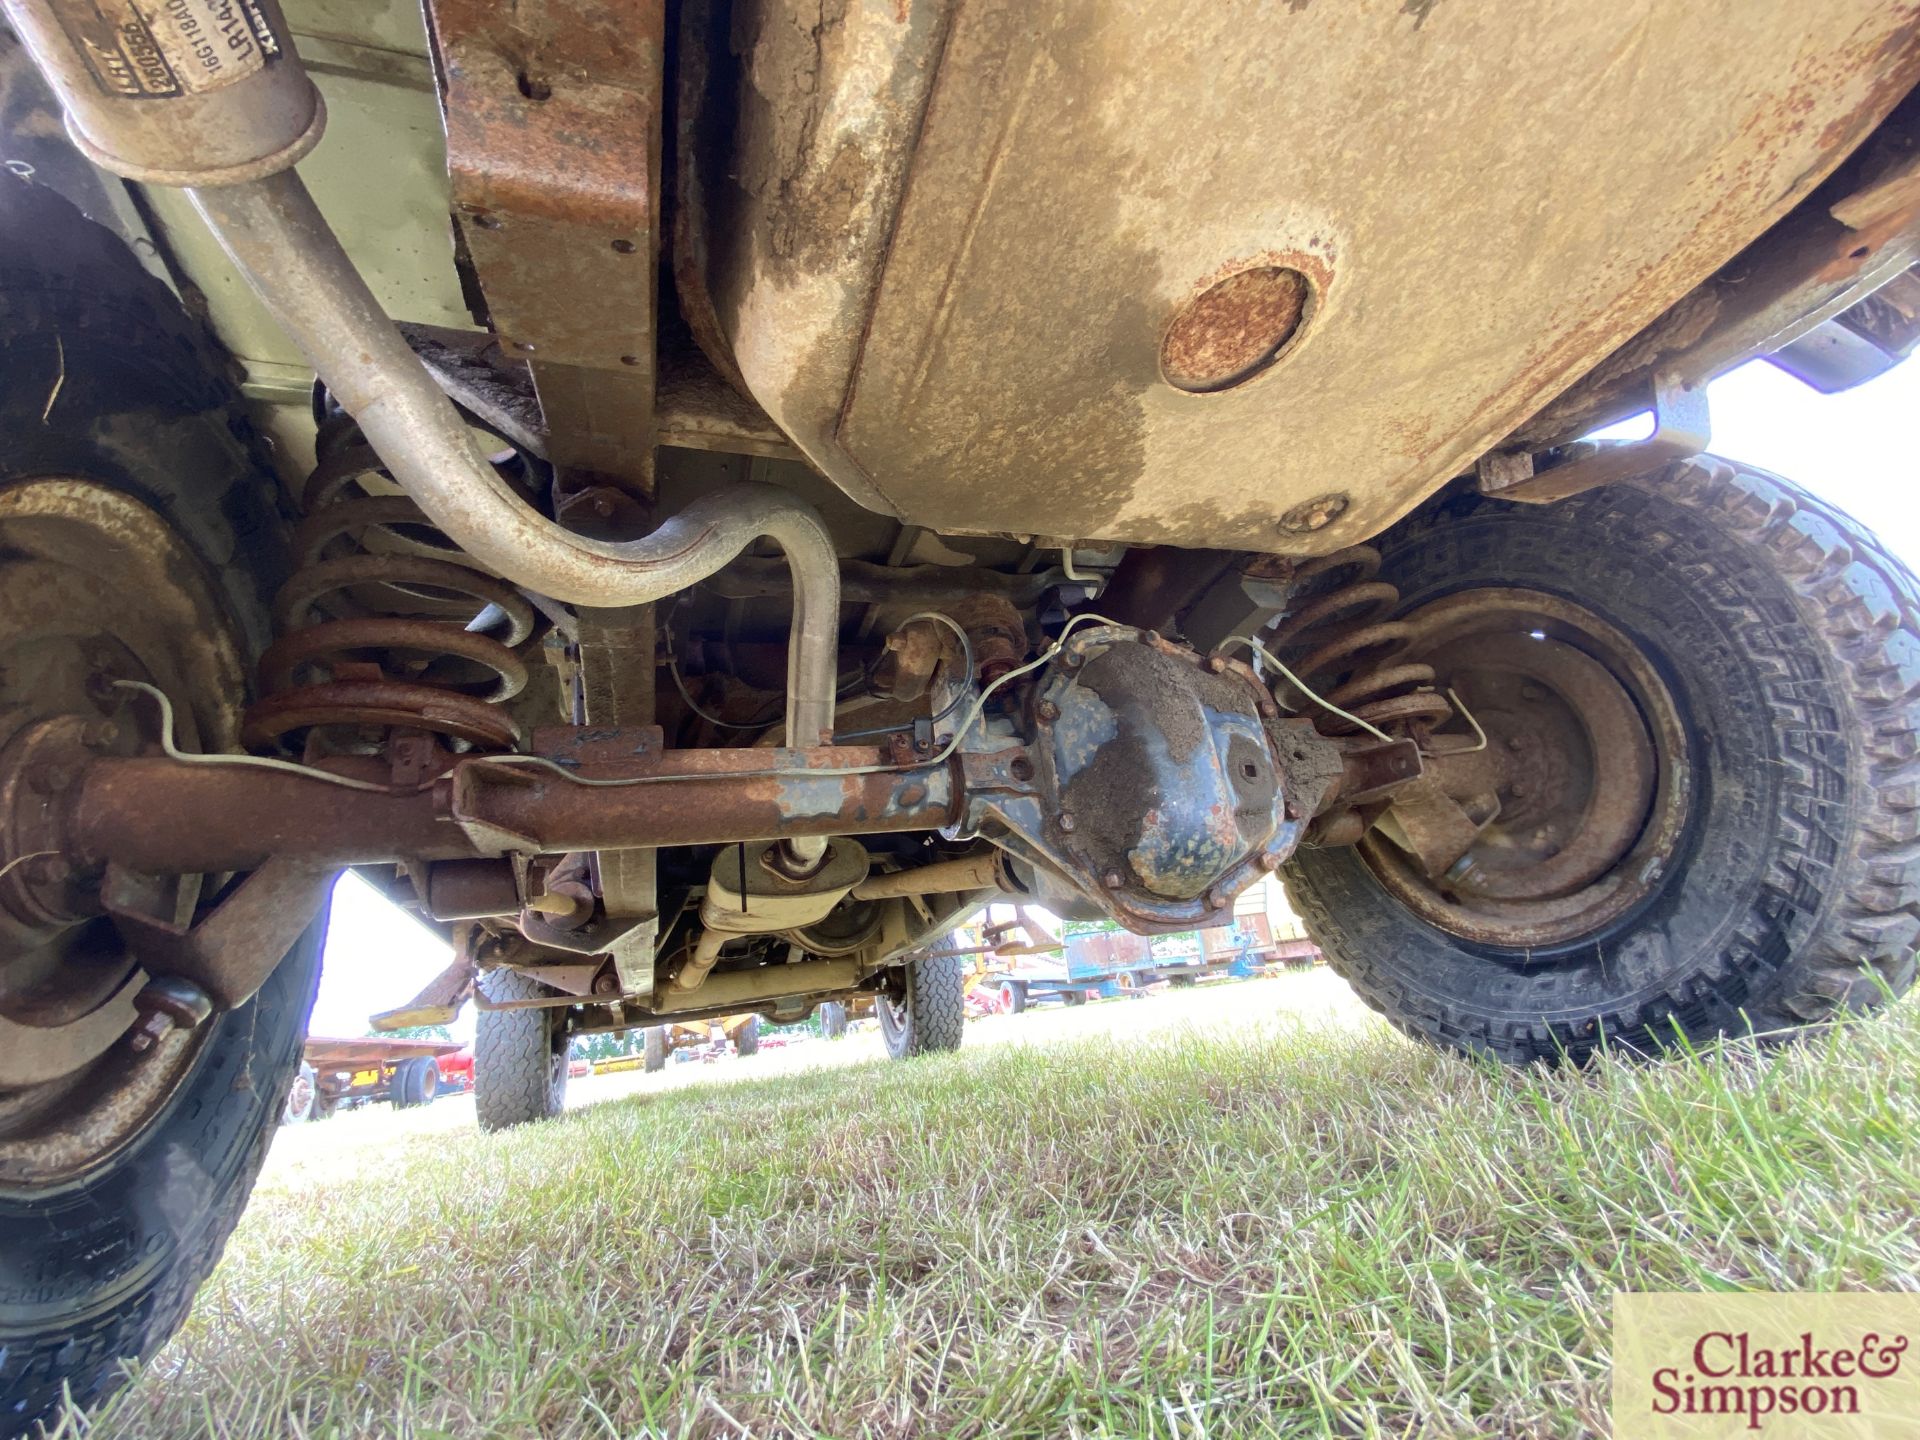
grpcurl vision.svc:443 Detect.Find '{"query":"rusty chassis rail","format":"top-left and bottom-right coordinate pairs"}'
top-left (63, 735), bottom-right (963, 877)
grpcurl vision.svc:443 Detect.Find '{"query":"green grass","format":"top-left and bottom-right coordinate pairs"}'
top-left (67, 979), bottom-right (1920, 1438)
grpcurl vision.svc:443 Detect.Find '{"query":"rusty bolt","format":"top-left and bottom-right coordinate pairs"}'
top-left (1259, 851), bottom-right (1283, 871)
top-left (128, 976), bottom-right (212, 1053)
top-left (1282, 799), bottom-right (1300, 822)
top-left (81, 720), bottom-right (120, 749)
top-left (1510, 782), bottom-right (1529, 799)
top-left (1102, 870), bottom-right (1125, 890)
top-left (592, 972), bottom-right (620, 997)
top-left (1277, 492), bottom-right (1350, 534)
top-left (1520, 683), bottom-right (1546, 702)
top-left (1205, 654), bottom-right (1227, 674)
top-left (1057, 812), bottom-right (1077, 834)
top-left (1036, 700), bottom-right (1061, 724)
top-left (1009, 756), bottom-right (1035, 783)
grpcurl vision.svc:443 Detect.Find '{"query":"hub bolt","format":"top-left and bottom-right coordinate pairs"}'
top-left (1036, 700), bottom-right (1061, 724)
top-left (128, 976), bottom-right (214, 1053)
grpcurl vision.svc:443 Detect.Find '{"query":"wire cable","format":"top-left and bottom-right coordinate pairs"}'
top-left (835, 610), bottom-right (975, 742)
top-left (106, 615), bottom-right (1134, 802)
top-left (1442, 686), bottom-right (1489, 753)
top-left (478, 611), bottom-right (1131, 789)
top-left (113, 679), bottom-right (400, 792)
top-left (1217, 634), bottom-right (1396, 745)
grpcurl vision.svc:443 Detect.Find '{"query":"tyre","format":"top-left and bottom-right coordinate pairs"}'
top-left (390, 1057), bottom-right (422, 1109)
top-left (643, 1025), bottom-right (670, 1073)
top-left (474, 971), bottom-right (570, 1130)
top-left (1062, 989), bottom-right (1089, 1007)
top-left (1284, 461), bottom-right (1920, 1064)
top-left (0, 177), bottom-right (324, 1428)
top-left (392, 1056), bottom-right (439, 1109)
top-left (877, 937), bottom-right (967, 1059)
top-left (733, 1015), bottom-right (760, 1058)
top-left (283, 1063), bottom-right (319, 1124)
top-left (998, 980), bottom-right (1027, 1014)
top-left (818, 1001), bottom-right (849, 1038)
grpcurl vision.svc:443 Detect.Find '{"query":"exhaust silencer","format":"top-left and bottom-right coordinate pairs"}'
top-left (2, 0), bottom-right (323, 184)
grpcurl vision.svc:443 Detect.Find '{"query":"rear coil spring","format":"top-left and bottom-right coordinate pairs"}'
top-left (243, 412), bottom-right (535, 753)
top-left (1264, 545), bottom-right (1452, 738)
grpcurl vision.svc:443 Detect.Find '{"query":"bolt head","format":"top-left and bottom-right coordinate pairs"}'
top-left (1102, 870), bottom-right (1124, 889)
top-left (127, 1011), bottom-right (173, 1053)
top-left (1057, 812), bottom-right (1076, 833)
top-left (1036, 700), bottom-right (1061, 724)
top-left (28, 762), bottom-right (77, 796)
top-left (1278, 492), bottom-right (1350, 534)
top-left (1205, 655), bottom-right (1227, 674)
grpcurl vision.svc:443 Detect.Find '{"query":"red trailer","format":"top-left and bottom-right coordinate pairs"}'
top-left (284, 1036), bottom-right (472, 1123)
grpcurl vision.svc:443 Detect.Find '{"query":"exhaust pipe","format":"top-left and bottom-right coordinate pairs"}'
top-left (0, 0), bottom-right (840, 748)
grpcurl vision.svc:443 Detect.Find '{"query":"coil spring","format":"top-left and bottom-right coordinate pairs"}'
top-left (1264, 545), bottom-right (1453, 738)
top-left (242, 411), bottom-right (536, 754)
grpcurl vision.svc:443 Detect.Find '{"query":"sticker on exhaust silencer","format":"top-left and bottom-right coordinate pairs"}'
top-left (49, 0), bottom-right (280, 99)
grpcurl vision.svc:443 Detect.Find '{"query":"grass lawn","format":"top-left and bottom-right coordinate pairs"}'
top-left (64, 972), bottom-right (1920, 1439)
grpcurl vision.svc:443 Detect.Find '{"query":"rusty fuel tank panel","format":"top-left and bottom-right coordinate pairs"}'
top-left (700, 0), bottom-right (1920, 555)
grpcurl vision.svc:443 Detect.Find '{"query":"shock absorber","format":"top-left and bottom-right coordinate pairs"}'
top-left (242, 410), bottom-right (537, 755)
top-left (1264, 545), bottom-right (1453, 738)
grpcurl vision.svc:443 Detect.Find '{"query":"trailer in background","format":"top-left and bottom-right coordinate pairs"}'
top-left (283, 1036), bottom-right (471, 1123)
top-left (638, 1014), bottom-right (761, 1071)
top-left (977, 877), bottom-right (1322, 1012)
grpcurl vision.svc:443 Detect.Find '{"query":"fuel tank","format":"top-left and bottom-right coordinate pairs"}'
top-left (687, 0), bottom-right (1920, 553)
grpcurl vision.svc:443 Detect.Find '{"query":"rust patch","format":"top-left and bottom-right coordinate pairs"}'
top-left (1160, 265), bottom-right (1310, 393)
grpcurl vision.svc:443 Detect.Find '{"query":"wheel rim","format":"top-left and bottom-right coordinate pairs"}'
top-left (286, 1069), bottom-right (314, 1119)
top-left (1360, 587), bottom-right (1690, 951)
top-left (0, 479), bottom-right (249, 1186)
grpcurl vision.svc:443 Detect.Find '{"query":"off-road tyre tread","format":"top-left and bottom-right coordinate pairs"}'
top-left (880, 938), bottom-right (967, 1058)
top-left (474, 971), bottom-right (568, 1131)
top-left (1286, 458), bottom-right (1920, 1064)
top-left (643, 1025), bottom-right (669, 1073)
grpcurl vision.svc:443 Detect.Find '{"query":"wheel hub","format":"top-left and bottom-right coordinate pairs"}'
top-left (0, 478), bottom-right (245, 1185)
top-left (1362, 588), bottom-right (1689, 951)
